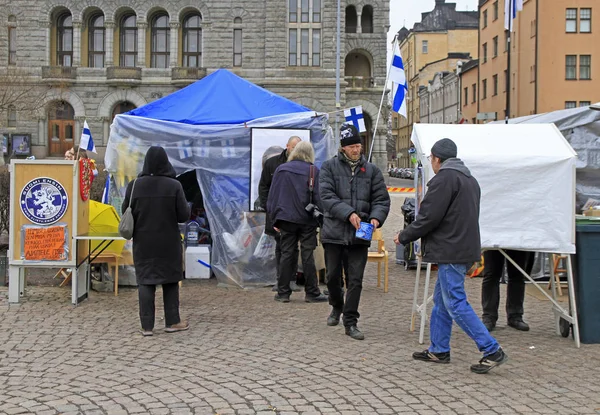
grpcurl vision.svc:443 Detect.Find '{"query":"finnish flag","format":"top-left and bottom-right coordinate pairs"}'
top-left (222, 139), bottom-right (236, 158)
top-left (390, 43), bottom-right (407, 118)
top-left (80, 120), bottom-right (97, 153)
top-left (197, 140), bottom-right (209, 158)
top-left (177, 139), bottom-right (193, 159)
top-left (344, 106), bottom-right (366, 133)
top-left (504, 0), bottom-right (523, 31)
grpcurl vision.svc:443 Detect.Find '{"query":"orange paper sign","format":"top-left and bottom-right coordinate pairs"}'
top-left (23, 225), bottom-right (67, 261)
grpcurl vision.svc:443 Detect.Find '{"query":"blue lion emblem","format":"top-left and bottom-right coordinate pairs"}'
top-left (20, 178), bottom-right (68, 225)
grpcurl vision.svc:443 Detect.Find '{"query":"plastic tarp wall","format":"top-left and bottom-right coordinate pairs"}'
top-left (105, 112), bottom-right (332, 288)
top-left (411, 124), bottom-right (577, 254)
top-left (491, 105), bottom-right (600, 212)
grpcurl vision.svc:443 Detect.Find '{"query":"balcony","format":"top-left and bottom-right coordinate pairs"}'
top-left (41, 66), bottom-right (77, 85)
top-left (106, 66), bottom-right (142, 86)
top-left (171, 67), bottom-right (207, 86)
top-left (345, 76), bottom-right (374, 90)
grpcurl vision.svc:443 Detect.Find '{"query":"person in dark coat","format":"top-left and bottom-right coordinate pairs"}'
top-left (122, 146), bottom-right (190, 336)
top-left (395, 138), bottom-right (508, 374)
top-left (258, 136), bottom-right (302, 292)
top-left (319, 124), bottom-right (391, 340)
top-left (267, 141), bottom-right (328, 303)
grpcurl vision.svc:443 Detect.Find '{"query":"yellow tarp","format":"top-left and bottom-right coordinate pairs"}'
top-left (89, 201), bottom-right (126, 255)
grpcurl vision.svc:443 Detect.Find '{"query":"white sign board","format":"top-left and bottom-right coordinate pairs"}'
top-left (411, 123), bottom-right (577, 254)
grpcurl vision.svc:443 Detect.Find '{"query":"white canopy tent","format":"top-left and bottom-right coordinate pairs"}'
top-left (408, 123), bottom-right (581, 347)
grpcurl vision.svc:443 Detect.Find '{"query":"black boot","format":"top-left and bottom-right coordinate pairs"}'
top-left (345, 325), bottom-right (365, 340)
top-left (327, 309), bottom-right (341, 326)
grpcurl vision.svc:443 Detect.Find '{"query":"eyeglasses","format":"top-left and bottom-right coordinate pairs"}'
top-left (427, 155), bottom-right (432, 161)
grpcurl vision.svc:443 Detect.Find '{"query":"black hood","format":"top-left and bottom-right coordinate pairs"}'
top-left (140, 146), bottom-right (176, 178)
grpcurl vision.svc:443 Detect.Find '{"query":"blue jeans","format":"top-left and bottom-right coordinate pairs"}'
top-left (429, 264), bottom-right (499, 356)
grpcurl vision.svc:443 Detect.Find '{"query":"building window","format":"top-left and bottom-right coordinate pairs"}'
top-left (482, 43), bottom-right (488, 63)
top-left (422, 40), bottom-right (428, 54)
top-left (493, 36), bottom-right (498, 58)
top-left (566, 8), bottom-right (577, 33)
top-left (289, 29), bottom-right (297, 65)
top-left (493, 1), bottom-right (499, 21)
top-left (289, 0), bottom-right (297, 22)
top-left (531, 19), bottom-right (537, 37)
top-left (531, 64), bottom-right (536, 82)
top-left (361, 5), bottom-right (373, 33)
top-left (580, 101), bottom-right (591, 107)
top-left (7, 105), bottom-right (16, 128)
top-left (580, 9), bottom-right (592, 33)
top-left (183, 13), bottom-right (202, 67)
top-left (505, 32), bottom-right (509, 52)
top-left (464, 87), bottom-right (468, 106)
top-left (482, 79), bottom-right (487, 99)
top-left (289, 0), bottom-right (322, 66)
top-left (345, 6), bottom-right (357, 33)
top-left (120, 13), bottom-right (137, 67)
top-left (566, 55), bottom-right (577, 79)
top-left (150, 13), bottom-right (170, 68)
top-left (233, 26), bottom-right (242, 67)
top-left (493, 74), bottom-right (498, 96)
top-left (8, 25), bottom-right (16, 65)
top-left (111, 101), bottom-right (136, 121)
top-left (565, 101), bottom-right (577, 109)
top-left (301, 0), bottom-right (309, 22)
top-left (504, 69), bottom-right (508, 91)
top-left (313, 0), bottom-right (321, 22)
top-left (312, 29), bottom-right (320, 66)
top-left (57, 12), bottom-right (73, 66)
top-left (88, 13), bottom-right (105, 68)
top-left (483, 9), bottom-right (488, 28)
top-left (472, 84), bottom-right (476, 103)
top-left (580, 55), bottom-right (591, 80)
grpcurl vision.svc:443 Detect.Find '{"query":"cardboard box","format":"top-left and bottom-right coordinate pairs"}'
top-left (583, 209), bottom-right (600, 217)
top-left (185, 245), bottom-right (211, 279)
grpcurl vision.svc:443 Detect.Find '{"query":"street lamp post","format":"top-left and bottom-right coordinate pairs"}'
top-left (335, 0), bottom-right (341, 147)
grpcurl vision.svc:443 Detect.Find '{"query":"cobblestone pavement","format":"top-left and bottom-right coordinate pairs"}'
top-left (1, 196), bottom-right (600, 415)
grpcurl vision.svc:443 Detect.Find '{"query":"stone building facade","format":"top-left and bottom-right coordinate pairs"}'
top-left (0, 0), bottom-right (390, 169)
top-left (418, 71), bottom-right (460, 125)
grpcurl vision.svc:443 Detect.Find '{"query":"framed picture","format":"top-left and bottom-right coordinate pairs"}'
top-left (249, 128), bottom-right (311, 211)
top-left (1, 134), bottom-right (8, 155)
top-left (11, 133), bottom-right (31, 156)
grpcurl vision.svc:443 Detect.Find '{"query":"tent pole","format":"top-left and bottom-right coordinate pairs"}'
top-left (334, 0), bottom-right (341, 149)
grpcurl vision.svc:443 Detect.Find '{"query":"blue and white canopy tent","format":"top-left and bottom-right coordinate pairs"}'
top-left (104, 69), bottom-right (333, 288)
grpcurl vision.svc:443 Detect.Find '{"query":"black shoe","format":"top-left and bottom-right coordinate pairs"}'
top-left (483, 319), bottom-right (496, 332)
top-left (507, 319), bottom-right (530, 331)
top-left (305, 293), bottom-right (328, 303)
top-left (412, 349), bottom-right (451, 364)
top-left (289, 281), bottom-right (301, 292)
top-left (274, 294), bottom-right (290, 303)
top-left (470, 347), bottom-right (508, 374)
top-left (345, 325), bottom-right (364, 340)
top-left (327, 309), bottom-right (341, 326)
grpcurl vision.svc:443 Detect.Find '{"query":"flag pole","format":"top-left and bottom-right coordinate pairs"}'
top-left (368, 34), bottom-right (398, 163)
top-left (505, 0), bottom-right (513, 124)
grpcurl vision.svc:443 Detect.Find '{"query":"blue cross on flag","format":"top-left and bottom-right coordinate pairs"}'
top-left (80, 120), bottom-right (97, 153)
top-left (177, 139), bottom-right (193, 159)
top-left (390, 43), bottom-right (408, 118)
top-left (344, 106), bottom-right (366, 133)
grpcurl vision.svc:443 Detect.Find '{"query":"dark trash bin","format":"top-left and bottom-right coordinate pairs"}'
top-left (574, 224), bottom-right (600, 344)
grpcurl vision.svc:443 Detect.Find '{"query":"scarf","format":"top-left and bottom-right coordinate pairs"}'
top-left (342, 152), bottom-right (361, 174)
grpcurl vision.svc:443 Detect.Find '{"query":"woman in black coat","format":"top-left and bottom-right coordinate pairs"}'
top-left (122, 146), bottom-right (190, 336)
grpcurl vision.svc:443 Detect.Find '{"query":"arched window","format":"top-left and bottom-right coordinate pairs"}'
top-left (233, 18), bottom-right (242, 67)
top-left (57, 12), bottom-right (73, 66)
top-left (111, 101), bottom-right (136, 121)
top-left (151, 13), bottom-right (170, 68)
top-left (361, 5), bottom-right (373, 33)
top-left (8, 15), bottom-right (17, 65)
top-left (120, 13), bottom-right (137, 67)
top-left (7, 105), bottom-right (16, 128)
top-left (89, 13), bottom-right (105, 67)
top-left (345, 6), bottom-right (357, 33)
top-left (182, 13), bottom-right (202, 67)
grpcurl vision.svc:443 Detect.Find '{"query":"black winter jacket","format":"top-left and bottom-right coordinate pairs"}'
top-left (267, 160), bottom-right (321, 228)
top-left (258, 149), bottom-right (288, 235)
top-left (319, 152), bottom-right (390, 245)
top-left (400, 158), bottom-right (481, 264)
top-left (122, 147), bottom-right (190, 285)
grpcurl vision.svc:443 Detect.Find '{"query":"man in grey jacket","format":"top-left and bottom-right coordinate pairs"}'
top-left (395, 138), bottom-right (508, 374)
top-left (320, 124), bottom-right (390, 340)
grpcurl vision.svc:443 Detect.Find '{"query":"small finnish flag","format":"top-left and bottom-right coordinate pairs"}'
top-left (222, 139), bottom-right (236, 158)
top-left (344, 106), bottom-right (366, 133)
top-left (80, 120), bottom-right (97, 153)
top-left (197, 140), bottom-right (209, 158)
top-left (177, 139), bottom-right (193, 159)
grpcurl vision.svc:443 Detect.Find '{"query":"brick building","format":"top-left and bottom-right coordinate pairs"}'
top-left (0, 0), bottom-right (390, 169)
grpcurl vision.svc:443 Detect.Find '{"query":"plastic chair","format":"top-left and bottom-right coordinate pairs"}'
top-left (368, 228), bottom-right (389, 293)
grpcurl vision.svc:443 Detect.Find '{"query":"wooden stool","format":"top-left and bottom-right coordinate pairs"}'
top-left (91, 253), bottom-right (122, 296)
top-left (53, 268), bottom-right (72, 287)
top-left (549, 254), bottom-right (568, 296)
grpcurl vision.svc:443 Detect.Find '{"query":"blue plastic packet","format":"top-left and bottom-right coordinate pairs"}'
top-left (355, 222), bottom-right (374, 241)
